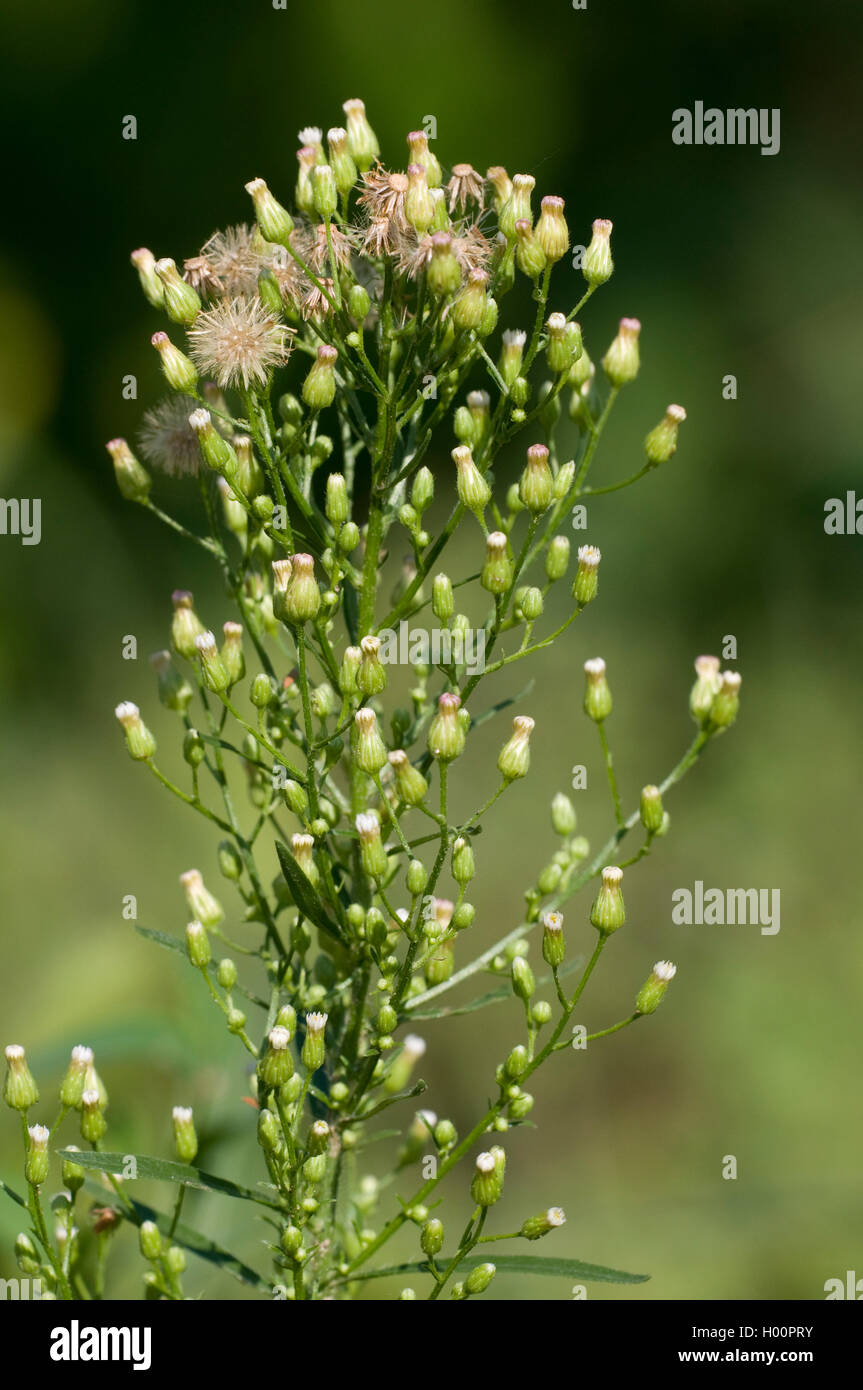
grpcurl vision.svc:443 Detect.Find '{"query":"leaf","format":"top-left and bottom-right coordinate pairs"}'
top-left (408, 956), bottom-right (585, 1020)
top-left (56, 1150), bottom-right (282, 1210)
top-left (135, 925), bottom-right (269, 1009)
top-left (470, 679), bottom-right (536, 731)
top-left (274, 839), bottom-right (342, 943)
top-left (79, 1180), bottom-right (270, 1293)
top-left (0, 1178), bottom-right (27, 1211)
top-left (344, 1254), bottom-right (649, 1284)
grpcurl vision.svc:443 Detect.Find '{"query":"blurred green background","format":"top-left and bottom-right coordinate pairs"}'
top-left (1, 0), bottom-right (861, 1300)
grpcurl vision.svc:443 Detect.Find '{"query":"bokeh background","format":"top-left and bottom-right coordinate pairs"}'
top-left (1, 0), bottom-right (861, 1300)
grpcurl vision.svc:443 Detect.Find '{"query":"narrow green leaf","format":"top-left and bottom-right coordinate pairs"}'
top-left (0, 1178), bottom-right (27, 1211)
top-left (471, 679), bottom-right (536, 731)
top-left (409, 956), bottom-right (585, 1020)
top-left (134, 925), bottom-right (268, 1009)
top-left (79, 1180), bottom-right (270, 1293)
top-left (274, 839), bottom-right (342, 943)
top-left (56, 1149), bottom-right (282, 1211)
top-left (343, 1254), bottom-right (649, 1284)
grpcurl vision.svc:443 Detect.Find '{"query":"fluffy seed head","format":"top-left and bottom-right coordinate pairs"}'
top-left (188, 298), bottom-right (292, 389)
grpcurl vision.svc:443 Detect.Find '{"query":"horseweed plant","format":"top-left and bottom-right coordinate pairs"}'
top-left (5, 101), bottom-right (741, 1302)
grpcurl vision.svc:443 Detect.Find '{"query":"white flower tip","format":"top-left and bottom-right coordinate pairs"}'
top-left (584, 657), bottom-right (606, 676)
top-left (403, 1034), bottom-right (426, 1059)
top-left (476, 1151), bottom-right (496, 1173)
top-left (71, 1045), bottom-right (93, 1065)
top-left (195, 630), bottom-right (217, 654)
top-left (653, 960), bottom-right (677, 981)
top-left (114, 701), bottom-right (139, 723)
top-left (542, 911), bottom-right (564, 933)
top-left (81, 1089), bottom-right (100, 1108)
top-left (28, 1124), bottom-right (49, 1144)
top-left (5, 1044), bottom-right (25, 1062)
top-left (601, 865), bottom-right (623, 886)
top-left (268, 1026), bottom-right (290, 1051)
top-left (720, 670), bottom-right (742, 692)
top-left (547, 1206), bottom-right (566, 1226)
top-left (188, 407), bottom-right (210, 432)
top-left (172, 1106), bottom-right (193, 1123)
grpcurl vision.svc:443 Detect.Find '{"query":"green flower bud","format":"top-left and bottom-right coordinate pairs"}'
top-left (180, 868), bottom-right (223, 929)
top-left (689, 654), bottom-right (721, 725)
top-left (148, 650), bottom-right (193, 714)
top-left (432, 573), bottom-right (454, 622)
top-left (452, 269), bottom-right (489, 333)
top-left (165, 1245), bottom-right (186, 1277)
top-left (353, 707), bottom-right (388, 774)
top-left (185, 920), bottom-right (211, 968)
top-left (421, 1217), bottom-right (444, 1256)
top-left (311, 163), bottom-right (337, 219)
top-left (481, 531), bottom-right (513, 595)
top-left (537, 861), bottom-right (562, 895)
top-left (169, 589), bottom-right (204, 660)
top-left (326, 126), bottom-right (358, 195)
top-left (388, 750), bottom-right (429, 805)
top-left (498, 715), bottom-right (535, 782)
top-left (355, 813), bottom-right (388, 879)
top-left (307, 1119), bottom-right (330, 1157)
top-left (535, 195), bottom-right (569, 263)
top-left (216, 957), bottom-right (238, 991)
top-left (151, 330), bottom-right (197, 394)
top-left (499, 328), bottom-right (526, 388)
top-left (541, 910), bottom-right (566, 968)
top-left (342, 98), bottom-right (379, 171)
top-left (519, 443), bottom-right (553, 514)
top-left (183, 727), bottom-right (206, 767)
top-left (153, 257), bottom-right (200, 324)
top-left (573, 543), bottom-right (601, 606)
top-left (219, 621), bottom-right (245, 688)
top-left (602, 316), bottom-right (641, 387)
top-left (321, 474), bottom-right (349, 530)
top-left (427, 692), bottom-right (466, 762)
top-left (259, 1026), bottom-right (295, 1089)
top-left (377, 1002), bottom-right (398, 1034)
top-left (61, 1146), bottom-right (86, 1193)
top-left (427, 231), bottom-right (461, 296)
top-left (106, 436), bottom-right (151, 505)
top-left (583, 217), bottom-right (614, 285)
top-left (139, 1220), bottom-right (163, 1262)
top-left (434, 1118), bottom-right (457, 1148)
top-left (346, 284), bottom-right (370, 324)
top-left (520, 586), bottom-right (543, 621)
top-left (406, 859), bottom-right (428, 896)
top-left (188, 407), bottom-right (238, 479)
top-left (590, 865), bottom-right (625, 933)
top-left (452, 445), bottom-right (491, 515)
top-left (505, 1045), bottom-right (528, 1079)
top-left (257, 266), bottom-right (283, 316)
top-left (645, 403), bottom-right (687, 464)
top-left (451, 836), bottom-right (475, 885)
top-left (130, 246), bottom-right (165, 307)
top-left (404, 162), bottom-right (434, 236)
top-left (538, 538), bottom-right (569, 591)
top-left (58, 1045), bottom-right (93, 1110)
top-left (245, 177), bottom-right (294, 245)
top-left (407, 467), bottom-right (434, 517)
top-left (301, 1012), bottom-right (328, 1072)
top-left (115, 701), bottom-right (156, 760)
top-left (470, 1151), bottom-right (504, 1207)
top-left (465, 1261), bottom-right (496, 1296)
top-left (337, 644), bottom-right (361, 696)
top-left (4, 1045), bottom-right (39, 1112)
top-left (551, 793), bottom-right (577, 837)
top-left (515, 218), bottom-right (546, 278)
top-left (339, 519), bottom-right (360, 552)
top-left (357, 634), bottom-right (387, 696)
top-left (283, 553), bottom-right (320, 624)
top-left (192, 630), bottom-right (228, 692)
top-left (407, 129), bottom-right (442, 186)
top-left (425, 940), bottom-right (454, 986)
top-left (635, 959), bottom-right (677, 1015)
top-left (521, 1206), bottom-right (567, 1240)
top-left (80, 1089), bottom-right (107, 1144)
top-left (708, 670), bottom-right (742, 730)
top-left (532, 999), bottom-right (553, 1025)
top-left (454, 404), bottom-right (477, 446)
top-left (640, 785), bottom-right (664, 835)
top-left (257, 1106), bottom-right (280, 1152)
top-left (544, 313), bottom-right (580, 376)
top-left (511, 955), bottom-right (536, 1002)
top-left (172, 1105), bottom-right (198, 1163)
top-left (289, 833), bottom-right (319, 888)
top-left (583, 657), bottom-right (612, 722)
top-left (499, 172), bottom-right (534, 239)
top-left (302, 344), bottom-right (338, 411)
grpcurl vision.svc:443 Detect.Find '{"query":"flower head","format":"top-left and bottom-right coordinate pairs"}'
top-left (188, 298), bottom-right (292, 390)
top-left (138, 395), bottom-right (202, 477)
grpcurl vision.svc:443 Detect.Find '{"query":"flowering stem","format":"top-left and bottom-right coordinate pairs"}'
top-left (597, 720), bottom-right (624, 828)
